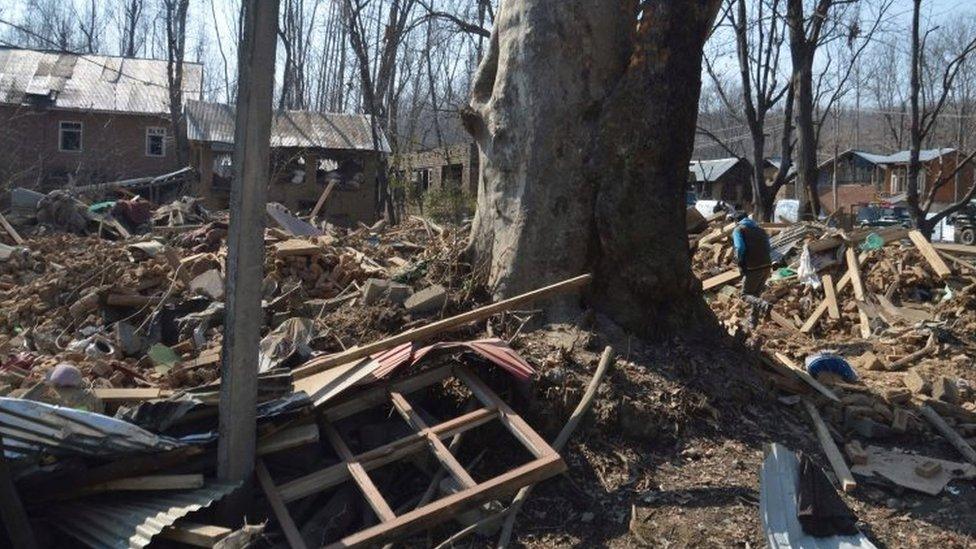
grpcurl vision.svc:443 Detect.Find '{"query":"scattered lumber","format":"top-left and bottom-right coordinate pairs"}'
top-left (821, 274), bottom-right (840, 319)
top-left (803, 400), bottom-right (857, 492)
top-left (909, 230), bottom-right (951, 279)
top-left (309, 180), bottom-right (337, 222)
top-left (702, 268), bottom-right (741, 291)
top-left (920, 406), bottom-right (976, 465)
top-left (772, 353), bottom-right (840, 403)
top-left (0, 212), bottom-right (25, 245)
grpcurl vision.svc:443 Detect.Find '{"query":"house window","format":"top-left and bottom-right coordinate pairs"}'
top-left (59, 121), bottom-right (82, 152)
top-left (146, 127), bottom-right (166, 157)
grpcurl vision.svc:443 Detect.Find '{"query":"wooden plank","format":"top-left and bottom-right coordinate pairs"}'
top-left (0, 212), bottom-right (24, 245)
top-left (159, 522), bottom-right (233, 547)
top-left (278, 407), bottom-right (497, 503)
top-left (803, 400), bottom-right (857, 492)
top-left (321, 423), bottom-right (397, 522)
top-left (939, 251), bottom-right (976, 274)
top-left (255, 460), bottom-right (308, 549)
top-left (326, 453), bottom-right (565, 549)
top-left (933, 242), bottom-right (976, 255)
top-left (772, 353), bottom-right (840, 403)
top-left (309, 180), bottom-right (337, 222)
top-left (800, 267), bottom-right (855, 333)
top-left (909, 230), bottom-right (952, 278)
top-left (768, 309), bottom-right (798, 332)
top-left (821, 274), bottom-right (840, 319)
top-left (389, 392), bottom-right (478, 489)
top-left (701, 268), bottom-right (741, 291)
top-left (91, 474), bottom-right (203, 491)
top-left (846, 247), bottom-right (865, 301)
top-left (856, 302), bottom-right (872, 338)
top-left (920, 406), bottom-right (976, 465)
top-left (293, 274), bottom-right (593, 379)
top-left (455, 367), bottom-right (555, 458)
top-left (93, 387), bottom-right (174, 403)
top-left (257, 423), bottom-right (319, 455)
top-left (322, 365), bottom-right (453, 422)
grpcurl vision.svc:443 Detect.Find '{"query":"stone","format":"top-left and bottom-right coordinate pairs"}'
top-left (48, 363), bottom-right (83, 387)
top-left (189, 269), bottom-right (224, 300)
top-left (932, 376), bottom-right (959, 404)
top-left (903, 371), bottom-right (931, 395)
top-left (891, 407), bottom-right (911, 433)
top-left (846, 416), bottom-right (893, 439)
top-left (361, 278), bottom-right (412, 306)
top-left (404, 284), bottom-right (448, 315)
top-left (859, 351), bottom-right (884, 371)
top-left (884, 388), bottom-right (912, 405)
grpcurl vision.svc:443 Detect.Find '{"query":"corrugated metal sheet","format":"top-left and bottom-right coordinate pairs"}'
top-left (184, 99), bottom-right (391, 152)
top-left (48, 480), bottom-right (240, 549)
top-left (0, 397), bottom-right (183, 461)
top-left (690, 158), bottom-right (743, 183)
top-left (361, 338), bottom-right (536, 383)
top-left (0, 47), bottom-right (203, 115)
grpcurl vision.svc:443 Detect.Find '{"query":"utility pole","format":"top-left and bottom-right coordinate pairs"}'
top-left (217, 0), bottom-right (280, 522)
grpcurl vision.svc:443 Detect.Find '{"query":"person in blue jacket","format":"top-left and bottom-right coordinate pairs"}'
top-left (731, 212), bottom-right (772, 324)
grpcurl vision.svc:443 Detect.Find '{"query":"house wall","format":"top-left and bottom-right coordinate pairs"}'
top-left (397, 143), bottom-right (479, 195)
top-left (0, 104), bottom-right (180, 189)
top-left (190, 142), bottom-right (380, 225)
top-left (882, 153), bottom-right (975, 204)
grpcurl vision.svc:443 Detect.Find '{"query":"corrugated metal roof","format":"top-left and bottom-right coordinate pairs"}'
top-left (184, 99), bottom-right (391, 152)
top-left (690, 158), bottom-right (744, 183)
top-left (0, 397), bottom-right (183, 461)
top-left (0, 47), bottom-right (203, 115)
top-left (879, 148), bottom-right (956, 164)
top-left (48, 480), bottom-right (240, 549)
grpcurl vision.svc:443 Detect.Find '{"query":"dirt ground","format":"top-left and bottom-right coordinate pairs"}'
top-left (422, 319), bottom-right (976, 548)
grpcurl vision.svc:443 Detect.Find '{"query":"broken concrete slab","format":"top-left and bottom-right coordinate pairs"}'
top-left (190, 269), bottom-right (224, 301)
top-left (404, 284), bottom-right (447, 315)
top-left (361, 278), bottom-right (412, 306)
top-left (903, 370), bottom-right (931, 395)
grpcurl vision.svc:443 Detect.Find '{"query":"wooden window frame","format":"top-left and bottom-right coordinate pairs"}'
top-left (261, 364), bottom-right (565, 549)
top-left (145, 126), bottom-right (167, 157)
top-left (58, 121), bottom-right (83, 153)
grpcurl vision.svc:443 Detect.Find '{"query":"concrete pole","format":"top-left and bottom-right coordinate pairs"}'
top-left (217, 0), bottom-right (279, 522)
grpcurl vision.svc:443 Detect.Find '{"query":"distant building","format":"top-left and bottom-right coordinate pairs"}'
top-left (0, 47), bottom-right (203, 188)
top-left (398, 143), bottom-right (479, 196)
top-left (184, 100), bottom-right (390, 225)
top-left (688, 157), bottom-right (753, 209)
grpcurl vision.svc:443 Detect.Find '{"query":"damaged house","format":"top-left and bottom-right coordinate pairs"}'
top-left (397, 143), bottom-right (480, 196)
top-left (184, 100), bottom-right (390, 226)
top-left (0, 47), bottom-right (203, 188)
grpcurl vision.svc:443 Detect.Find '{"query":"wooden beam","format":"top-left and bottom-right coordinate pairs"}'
top-left (159, 522), bottom-right (233, 547)
top-left (803, 400), bottom-right (857, 492)
top-left (939, 251), bottom-right (976, 274)
top-left (255, 460), bottom-right (308, 549)
top-left (768, 309), bottom-right (799, 332)
top-left (293, 274), bottom-right (592, 379)
top-left (772, 353), bottom-right (840, 403)
top-left (800, 264), bottom-right (856, 333)
top-left (701, 268), bottom-right (741, 291)
top-left (920, 406), bottom-right (976, 465)
top-left (821, 274), bottom-right (840, 319)
top-left (93, 387), bottom-right (174, 404)
top-left (845, 247), bottom-right (865, 301)
top-left (257, 423), bottom-right (319, 455)
top-left (89, 474), bottom-right (203, 492)
top-left (933, 242), bottom-right (976, 255)
top-left (309, 180), bottom-right (337, 222)
top-left (390, 392), bottom-right (478, 489)
top-left (217, 0), bottom-right (280, 518)
top-left (0, 213), bottom-right (24, 245)
top-left (909, 230), bottom-right (952, 278)
top-left (322, 423), bottom-right (397, 522)
top-left (279, 407), bottom-right (497, 503)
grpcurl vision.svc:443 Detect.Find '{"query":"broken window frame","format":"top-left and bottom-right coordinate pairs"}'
top-left (58, 121), bottom-right (83, 153)
top-left (145, 126), bottom-right (167, 157)
top-left (262, 364), bottom-right (566, 548)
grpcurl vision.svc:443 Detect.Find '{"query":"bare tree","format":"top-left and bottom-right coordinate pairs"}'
top-left (118, 0), bottom-right (146, 57)
top-left (906, 0), bottom-right (976, 238)
top-left (163, 0), bottom-right (191, 166)
top-left (78, 0), bottom-right (106, 53)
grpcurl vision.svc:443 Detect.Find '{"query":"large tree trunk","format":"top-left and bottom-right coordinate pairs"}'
top-left (463, 0), bottom-right (720, 340)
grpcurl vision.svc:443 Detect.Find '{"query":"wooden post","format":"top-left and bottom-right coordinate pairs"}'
top-left (217, 0), bottom-right (280, 522)
top-left (0, 433), bottom-right (38, 548)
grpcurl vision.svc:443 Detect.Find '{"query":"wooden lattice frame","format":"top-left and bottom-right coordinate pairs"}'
top-left (261, 364), bottom-right (566, 549)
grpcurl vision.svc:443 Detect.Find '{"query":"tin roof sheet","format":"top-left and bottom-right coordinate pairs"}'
top-left (0, 47), bottom-right (202, 115)
top-left (185, 99), bottom-right (391, 152)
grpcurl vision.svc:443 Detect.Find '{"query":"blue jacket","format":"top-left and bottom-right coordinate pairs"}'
top-left (732, 218), bottom-right (771, 268)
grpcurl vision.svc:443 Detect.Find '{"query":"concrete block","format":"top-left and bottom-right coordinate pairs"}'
top-left (361, 278), bottom-right (412, 306)
top-left (404, 284), bottom-right (447, 315)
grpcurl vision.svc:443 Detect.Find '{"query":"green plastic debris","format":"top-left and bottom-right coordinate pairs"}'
top-left (773, 267), bottom-right (796, 280)
top-left (147, 343), bottom-right (180, 374)
top-left (860, 232), bottom-right (884, 251)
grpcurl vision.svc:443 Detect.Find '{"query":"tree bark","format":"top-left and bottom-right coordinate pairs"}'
top-left (463, 0), bottom-right (720, 339)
